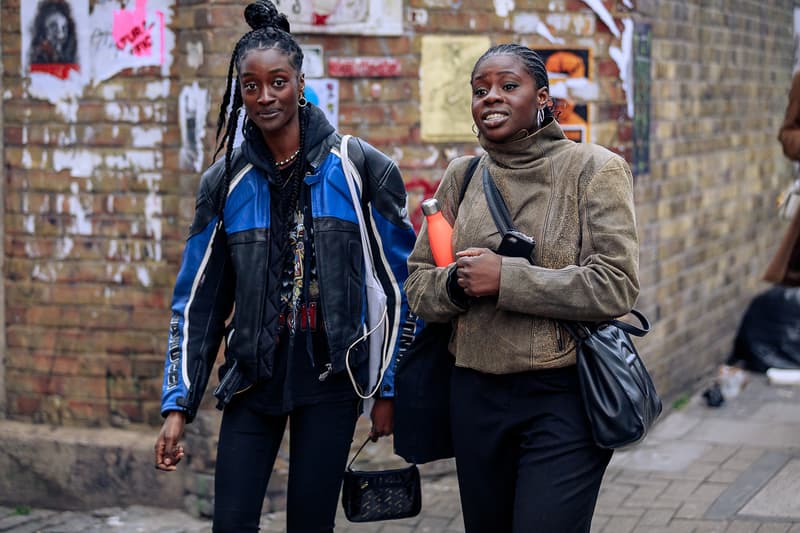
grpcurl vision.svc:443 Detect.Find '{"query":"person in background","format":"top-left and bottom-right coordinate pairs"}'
top-left (764, 70), bottom-right (800, 287)
top-left (153, 1), bottom-right (416, 531)
top-left (405, 44), bottom-right (640, 532)
top-left (779, 69), bottom-right (800, 160)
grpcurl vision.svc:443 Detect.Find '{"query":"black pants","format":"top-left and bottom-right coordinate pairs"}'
top-left (450, 365), bottom-right (612, 533)
top-left (213, 398), bottom-right (360, 533)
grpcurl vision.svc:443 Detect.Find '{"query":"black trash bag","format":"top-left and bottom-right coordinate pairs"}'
top-left (728, 286), bottom-right (800, 372)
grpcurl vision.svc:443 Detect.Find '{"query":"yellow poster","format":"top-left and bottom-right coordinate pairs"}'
top-left (421, 35), bottom-right (491, 143)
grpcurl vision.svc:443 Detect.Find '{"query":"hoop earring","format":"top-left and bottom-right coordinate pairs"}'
top-left (472, 123), bottom-right (479, 136)
top-left (298, 95), bottom-right (308, 108)
top-left (537, 107), bottom-right (545, 128)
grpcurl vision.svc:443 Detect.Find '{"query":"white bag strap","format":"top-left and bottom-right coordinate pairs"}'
top-left (340, 135), bottom-right (391, 399)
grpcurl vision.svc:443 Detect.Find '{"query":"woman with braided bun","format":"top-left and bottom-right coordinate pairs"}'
top-left (153, 1), bottom-right (416, 530)
top-left (405, 44), bottom-right (640, 532)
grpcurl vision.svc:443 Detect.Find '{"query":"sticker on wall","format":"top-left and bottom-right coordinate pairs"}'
top-left (304, 78), bottom-right (339, 130)
top-left (420, 35), bottom-right (491, 143)
top-left (533, 47), bottom-right (593, 143)
top-left (179, 83), bottom-right (209, 173)
top-left (272, 0), bottom-right (402, 36)
top-left (21, 0), bottom-right (91, 100)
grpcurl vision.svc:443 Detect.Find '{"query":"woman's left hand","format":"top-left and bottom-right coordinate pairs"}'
top-left (369, 398), bottom-right (394, 442)
top-left (455, 247), bottom-right (502, 297)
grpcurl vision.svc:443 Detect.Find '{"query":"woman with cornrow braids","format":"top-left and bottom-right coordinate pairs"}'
top-left (154, 2), bottom-right (417, 530)
top-left (406, 44), bottom-right (640, 532)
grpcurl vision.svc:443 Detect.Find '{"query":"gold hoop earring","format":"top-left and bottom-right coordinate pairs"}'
top-left (472, 123), bottom-right (479, 136)
top-left (298, 95), bottom-right (308, 108)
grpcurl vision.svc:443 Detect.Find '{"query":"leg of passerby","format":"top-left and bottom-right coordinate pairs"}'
top-left (284, 399), bottom-right (360, 533)
top-left (450, 366), bottom-right (518, 533)
top-left (512, 366), bottom-right (612, 533)
top-left (213, 403), bottom-right (287, 533)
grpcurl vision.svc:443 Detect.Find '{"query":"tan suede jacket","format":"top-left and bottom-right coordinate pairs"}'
top-left (405, 120), bottom-right (640, 373)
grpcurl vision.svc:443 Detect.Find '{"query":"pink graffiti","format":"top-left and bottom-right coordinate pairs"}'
top-left (112, 0), bottom-right (153, 57)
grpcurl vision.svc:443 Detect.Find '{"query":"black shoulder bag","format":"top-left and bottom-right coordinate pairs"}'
top-left (393, 156), bottom-right (480, 465)
top-left (481, 166), bottom-right (662, 449)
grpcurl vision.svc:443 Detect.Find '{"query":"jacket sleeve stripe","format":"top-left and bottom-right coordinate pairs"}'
top-left (179, 220), bottom-right (223, 387)
top-left (177, 164), bottom-right (252, 386)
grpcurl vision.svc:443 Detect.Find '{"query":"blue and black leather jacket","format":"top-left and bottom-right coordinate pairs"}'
top-left (160, 105), bottom-right (416, 422)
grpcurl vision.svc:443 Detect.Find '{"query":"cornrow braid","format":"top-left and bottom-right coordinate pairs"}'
top-left (472, 44), bottom-right (555, 123)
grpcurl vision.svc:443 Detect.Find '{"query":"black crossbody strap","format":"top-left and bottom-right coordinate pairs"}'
top-left (482, 166), bottom-right (516, 235)
top-left (458, 156), bottom-right (481, 205)
top-left (608, 309), bottom-right (650, 337)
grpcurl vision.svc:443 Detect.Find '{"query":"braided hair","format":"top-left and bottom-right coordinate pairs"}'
top-left (471, 44), bottom-right (555, 125)
top-left (213, 0), bottom-right (306, 217)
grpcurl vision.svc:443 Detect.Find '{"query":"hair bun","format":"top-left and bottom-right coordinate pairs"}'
top-left (244, 0), bottom-right (291, 33)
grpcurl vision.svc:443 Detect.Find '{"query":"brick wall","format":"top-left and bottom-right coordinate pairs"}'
top-left (2, 0), bottom-right (798, 515)
top-left (0, 0), bottom-right (5, 417)
top-left (633, 0), bottom-right (796, 397)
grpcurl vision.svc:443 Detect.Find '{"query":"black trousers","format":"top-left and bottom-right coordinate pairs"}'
top-left (212, 398), bottom-right (360, 533)
top-left (450, 365), bottom-right (612, 533)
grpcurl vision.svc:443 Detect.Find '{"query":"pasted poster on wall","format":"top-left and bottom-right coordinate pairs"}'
top-left (272, 0), bottom-right (402, 36)
top-left (21, 0), bottom-right (91, 99)
top-left (632, 23), bottom-right (652, 176)
top-left (420, 35), bottom-right (491, 143)
top-left (304, 78), bottom-right (339, 130)
top-left (179, 83), bottom-right (209, 173)
top-left (533, 47), bottom-right (593, 143)
top-left (89, 0), bottom-right (173, 84)
top-left (21, 0), bottom-right (175, 105)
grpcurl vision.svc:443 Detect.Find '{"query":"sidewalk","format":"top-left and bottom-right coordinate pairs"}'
top-left (2, 370), bottom-right (799, 532)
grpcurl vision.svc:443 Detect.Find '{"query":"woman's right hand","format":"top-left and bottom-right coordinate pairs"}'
top-left (154, 411), bottom-right (186, 471)
top-left (455, 247), bottom-right (502, 297)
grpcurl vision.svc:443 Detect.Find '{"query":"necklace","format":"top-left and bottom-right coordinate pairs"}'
top-left (275, 148), bottom-right (300, 167)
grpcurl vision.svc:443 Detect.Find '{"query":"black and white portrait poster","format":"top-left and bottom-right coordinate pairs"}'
top-left (21, 0), bottom-right (90, 99)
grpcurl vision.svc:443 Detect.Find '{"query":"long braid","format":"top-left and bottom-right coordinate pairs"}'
top-left (214, 41), bottom-right (245, 161)
top-left (218, 84), bottom-right (243, 216)
top-left (277, 106), bottom-right (308, 236)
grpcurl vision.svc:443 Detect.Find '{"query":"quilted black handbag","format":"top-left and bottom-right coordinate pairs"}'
top-left (562, 310), bottom-right (663, 449)
top-left (341, 437), bottom-right (422, 523)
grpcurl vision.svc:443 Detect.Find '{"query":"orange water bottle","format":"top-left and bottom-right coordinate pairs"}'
top-left (421, 198), bottom-right (454, 266)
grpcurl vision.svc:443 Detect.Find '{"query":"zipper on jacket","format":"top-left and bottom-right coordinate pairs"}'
top-left (554, 321), bottom-right (564, 351)
top-left (306, 170), bottom-right (335, 382)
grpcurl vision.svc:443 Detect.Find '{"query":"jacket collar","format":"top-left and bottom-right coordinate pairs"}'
top-left (478, 118), bottom-right (568, 169)
top-left (241, 103), bottom-right (336, 181)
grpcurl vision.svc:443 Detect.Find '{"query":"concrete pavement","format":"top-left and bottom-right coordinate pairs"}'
top-left (2, 369), bottom-right (800, 532)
